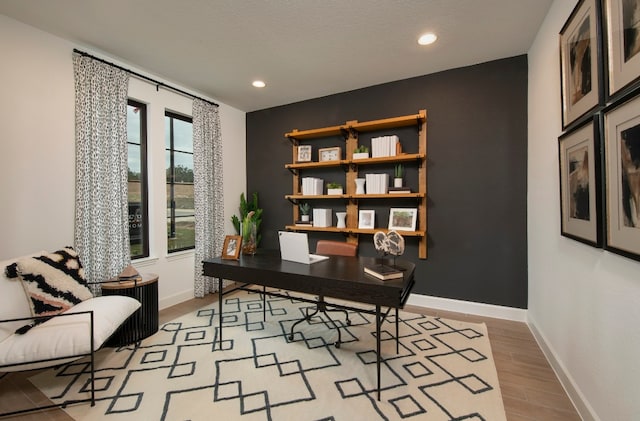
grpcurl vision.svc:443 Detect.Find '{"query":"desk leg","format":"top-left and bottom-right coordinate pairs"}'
top-left (376, 304), bottom-right (381, 401)
top-left (263, 286), bottom-right (266, 322)
top-left (396, 307), bottom-right (399, 354)
top-left (218, 277), bottom-right (223, 349)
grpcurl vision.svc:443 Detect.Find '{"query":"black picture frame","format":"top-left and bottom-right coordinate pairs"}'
top-left (602, 91), bottom-right (640, 261)
top-left (603, 0), bottom-right (640, 99)
top-left (560, 0), bottom-right (604, 130)
top-left (558, 115), bottom-right (604, 247)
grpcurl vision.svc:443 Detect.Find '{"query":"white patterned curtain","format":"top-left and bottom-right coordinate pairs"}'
top-left (73, 55), bottom-right (130, 290)
top-left (193, 99), bottom-right (225, 297)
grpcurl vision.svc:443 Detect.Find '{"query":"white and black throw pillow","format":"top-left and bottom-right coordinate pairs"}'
top-left (5, 247), bottom-right (93, 333)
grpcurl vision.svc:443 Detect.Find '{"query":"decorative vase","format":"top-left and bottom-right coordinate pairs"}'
top-left (394, 178), bottom-right (403, 188)
top-left (241, 221), bottom-right (257, 255)
top-left (336, 212), bottom-right (347, 228)
top-left (355, 178), bottom-right (366, 195)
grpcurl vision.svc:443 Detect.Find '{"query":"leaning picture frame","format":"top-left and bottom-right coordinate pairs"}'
top-left (296, 145), bottom-right (312, 162)
top-left (358, 210), bottom-right (375, 229)
top-left (388, 208), bottom-right (418, 232)
top-left (221, 235), bottom-right (242, 260)
top-left (559, 0), bottom-right (603, 129)
top-left (558, 116), bottom-right (603, 247)
top-left (604, 0), bottom-right (640, 98)
top-left (603, 93), bottom-right (640, 261)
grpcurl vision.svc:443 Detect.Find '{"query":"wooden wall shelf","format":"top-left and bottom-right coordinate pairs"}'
top-left (284, 110), bottom-right (428, 259)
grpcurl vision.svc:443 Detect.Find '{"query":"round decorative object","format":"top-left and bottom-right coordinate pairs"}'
top-left (373, 230), bottom-right (405, 256)
top-left (373, 231), bottom-right (388, 253)
top-left (386, 230), bottom-right (405, 256)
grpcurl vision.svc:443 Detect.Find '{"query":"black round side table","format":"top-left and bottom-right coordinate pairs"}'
top-left (102, 273), bottom-right (159, 346)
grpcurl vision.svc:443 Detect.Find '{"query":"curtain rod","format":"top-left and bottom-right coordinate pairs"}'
top-left (73, 48), bottom-right (219, 108)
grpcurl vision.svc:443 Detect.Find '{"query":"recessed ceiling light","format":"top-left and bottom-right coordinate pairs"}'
top-left (252, 80), bottom-right (266, 88)
top-left (418, 33), bottom-right (437, 46)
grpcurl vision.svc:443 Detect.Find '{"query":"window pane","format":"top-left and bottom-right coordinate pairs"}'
top-left (127, 100), bottom-right (148, 259)
top-left (127, 104), bottom-right (141, 145)
top-left (174, 151), bottom-right (194, 182)
top-left (164, 116), bottom-right (171, 149)
top-left (173, 118), bottom-right (193, 153)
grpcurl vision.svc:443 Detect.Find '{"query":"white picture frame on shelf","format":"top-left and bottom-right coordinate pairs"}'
top-left (358, 210), bottom-right (375, 229)
top-left (296, 145), bottom-right (312, 162)
top-left (388, 208), bottom-right (418, 231)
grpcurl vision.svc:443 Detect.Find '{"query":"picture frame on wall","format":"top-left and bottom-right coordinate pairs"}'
top-left (603, 93), bottom-right (640, 261)
top-left (560, 0), bottom-right (603, 129)
top-left (604, 0), bottom-right (640, 97)
top-left (388, 208), bottom-right (418, 232)
top-left (558, 116), bottom-right (603, 247)
top-left (221, 235), bottom-right (242, 260)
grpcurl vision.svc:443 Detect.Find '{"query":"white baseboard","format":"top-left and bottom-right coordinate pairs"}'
top-left (159, 289), bottom-right (194, 311)
top-left (406, 293), bottom-right (528, 322)
top-left (527, 315), bottom-right (598, 421)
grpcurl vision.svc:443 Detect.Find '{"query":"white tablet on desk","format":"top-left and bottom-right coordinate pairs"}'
top-left (278, 231), bottom-right (329, 264)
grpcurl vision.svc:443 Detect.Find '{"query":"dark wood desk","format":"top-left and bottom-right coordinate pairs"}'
top-left (202, 249), bottom-right (416, 400)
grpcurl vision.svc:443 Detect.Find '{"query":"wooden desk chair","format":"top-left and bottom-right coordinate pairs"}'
top-left (288, 240), bottom-right (357, 348)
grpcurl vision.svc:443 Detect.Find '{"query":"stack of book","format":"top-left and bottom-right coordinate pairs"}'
top-left (301, 177), bottom-right (324, 195)
top-left (363, 264), bottom-right (403, 280)
top-left (365, 173), bottom-right (389, 194)
top-left (371, 135), bottom-right (399, 157)
top-left (388, 186), bottom-right (412, 194)
top-left (294, 219), bottom-right (313, 226)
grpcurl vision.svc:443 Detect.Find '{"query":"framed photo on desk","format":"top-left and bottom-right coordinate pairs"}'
top-left (222, 235), bottom-right (241, 260)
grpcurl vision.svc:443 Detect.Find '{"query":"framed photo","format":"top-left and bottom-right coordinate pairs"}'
top-left (318, 146), bottom-right (342, 162)
top-left (296, 145), bottom-right (312, 162)
top-left (221, 235), bottom-right (241, 260)
top-left (603, 93), bottom-right (640, 260)
top-left (558, 117), bottom-right (603, 247)
top-left (604, 0), bottom-right (640, 97)
top-left (358, 210), bottom-right (375, 229)
top-left (388, 208), bottom-right (418, 231)
top-left (560, 0), bottom-right (603, 129)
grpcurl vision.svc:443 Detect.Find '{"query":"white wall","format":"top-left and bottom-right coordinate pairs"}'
top-left (0, 15), bottom-right (247, 309)
top-left (528, 1), bottom-right (640, 420)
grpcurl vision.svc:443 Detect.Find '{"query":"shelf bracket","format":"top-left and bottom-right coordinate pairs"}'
top-left (286, 197), bottom-right (298, 205)
top-left (287, 167), bottom-right (299, 176)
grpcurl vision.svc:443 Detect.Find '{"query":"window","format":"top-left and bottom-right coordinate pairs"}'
top-left (127, 100), bottom-right (149, 259)
top-left (165, 111), bottom-right (195, 253)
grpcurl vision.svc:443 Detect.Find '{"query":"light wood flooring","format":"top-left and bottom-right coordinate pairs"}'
top-left (0, 292), bottom-right (581, 420)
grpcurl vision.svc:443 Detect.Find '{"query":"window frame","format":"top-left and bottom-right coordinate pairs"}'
top-left (127, 99), bottom-right (150, 260)
top-left (165, 110), bottom-right (195, 253)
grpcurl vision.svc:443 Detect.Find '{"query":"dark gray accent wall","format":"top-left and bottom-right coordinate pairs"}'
top-left (246, 55), bottom-right (528, 309)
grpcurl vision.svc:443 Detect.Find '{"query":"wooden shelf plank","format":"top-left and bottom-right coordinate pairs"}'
top-left (285, 225), bottom-right (425, 237)
top-left (350, 153), bottom-right (424, 165)
top-left (285, 160), bottom-right (348, 170)
top-left (286, 194), bottom-right (348, 200)
top-left (285, 125), bottom-right (345, 140)
top-left (350, 113), bottom-right (424, 132)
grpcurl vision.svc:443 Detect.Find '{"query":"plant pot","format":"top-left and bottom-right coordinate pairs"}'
top-left (394, 178), bottom-right (403, 188)
top-left (240, 221), bottom-right (257, 255)
top-left (301, 214), bottom-right (310, 222)
top-left (353, 152), bottom-right (369, 160)
top-left (327, 188), bottom-right (343, 195)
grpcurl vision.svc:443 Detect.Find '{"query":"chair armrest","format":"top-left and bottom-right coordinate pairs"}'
top-left (0, 310), bottom-right (94, 325)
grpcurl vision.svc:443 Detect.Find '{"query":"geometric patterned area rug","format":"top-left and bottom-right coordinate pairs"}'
top-left (30, 289), bottom-right (507, 420)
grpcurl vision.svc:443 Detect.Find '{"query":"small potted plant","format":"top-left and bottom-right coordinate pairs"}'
top-left (353, 145), bottom-right (369, 160)
top-left (298, 202), bottom-right (311, 222)
top-left (327, 182), bottom-right (343, 195)
top-left (394, 164), bottom-right (404, 188)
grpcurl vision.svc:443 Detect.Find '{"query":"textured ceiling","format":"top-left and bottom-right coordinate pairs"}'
top-left (0, 0), bottom-right (552, 112)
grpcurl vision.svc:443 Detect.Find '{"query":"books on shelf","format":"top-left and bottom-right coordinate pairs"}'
top-left (388, 187), bottom-right (412, 194)
top-left (371, 135), bottom-right (399, 158)
top-left (364, 173), bottom-right (389, 194)
top-left (364, 264), bottom-right (403, 280)
top-left (301, 177), bottom-right (324, 195)
top-left (294, 220), bottom-right (313, 226)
